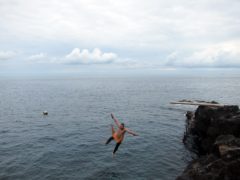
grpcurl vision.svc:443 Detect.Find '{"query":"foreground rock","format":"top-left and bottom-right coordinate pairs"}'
top-left (177, 105), bottom-right (240, 180)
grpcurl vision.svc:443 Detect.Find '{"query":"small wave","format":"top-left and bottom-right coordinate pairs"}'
top-left (37, 124), bottom-right (52, 127)
top-left (38, 136), bottom-right (57, 142)
top-left (0, 130), bottom-right (10, 134)
top-left (85, 168), bottom-right (122, 180)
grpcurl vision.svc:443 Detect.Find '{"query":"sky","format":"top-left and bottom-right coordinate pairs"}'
top-left (0, 0), bottom-right (240, 77)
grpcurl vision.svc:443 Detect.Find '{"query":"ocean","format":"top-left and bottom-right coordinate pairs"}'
top-left (0, 76), bottom-right (240, 180)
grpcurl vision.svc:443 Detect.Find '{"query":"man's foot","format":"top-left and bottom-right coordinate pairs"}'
top-left (112, 152), bottom-right (115, 158)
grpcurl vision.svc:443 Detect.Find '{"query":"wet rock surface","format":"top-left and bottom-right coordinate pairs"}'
top-left (177, 105), bottom-right (240, 180)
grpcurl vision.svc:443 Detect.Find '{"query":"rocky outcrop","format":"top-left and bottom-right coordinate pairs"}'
top-left (177, 105), bottom-right (240, 180)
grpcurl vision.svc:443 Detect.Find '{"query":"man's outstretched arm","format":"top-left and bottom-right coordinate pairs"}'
top-left (125, 128), bottom-right (138, 136)
top-left (111, 113), bottom-right (121, 128)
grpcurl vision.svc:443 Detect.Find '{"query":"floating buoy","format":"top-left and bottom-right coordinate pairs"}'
top-left (43, 111), bottom-right (48, 115)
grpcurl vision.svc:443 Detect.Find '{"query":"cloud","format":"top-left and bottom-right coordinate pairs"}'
top-left (1, 0), bottom-right (240, 73)
top-left (165, 41), bottom-right (240, 67)
top-left (64, 48), bottom-right (117, 64)
top-left (24, 48), bottom-right (118, 65)
top-left (1, 0), bottom-right (239, 51)
top-left (28, 53), bottom-right (47, 61)
top-left (0, 51), bottom-right (16, 60)
top-left (26, 53), bottom-right (56, 64)
top-left (23, 41), bottom-right (240, 69)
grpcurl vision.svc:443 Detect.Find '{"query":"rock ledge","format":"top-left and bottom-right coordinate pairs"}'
top-left (177, 105), bottom-right (240, 180)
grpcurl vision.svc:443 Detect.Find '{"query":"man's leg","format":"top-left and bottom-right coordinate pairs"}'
top-left (113, 142), bottom-right (121, 154)
top-left (105, 136), bottom-right (114, 145)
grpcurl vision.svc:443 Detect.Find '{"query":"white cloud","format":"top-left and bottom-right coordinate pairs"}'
top-left (0, 0), bottom-right (239, 50)
top-left (0, 51), bottom-right (16, 60)
top-left (24, 48), bottom-right (118, 65)
top-left (166, 41), bottom-right (240, 67)
top-left (23, 41), bottom-right (240, 68)
top-left (64, 48), bottom-right (117, 64)
top-left (26, 53), bottom-right (56, 64)
top-left (1, 0), bottom-right (240, 72)
top-left (28, 53), bottom-right (47, 61)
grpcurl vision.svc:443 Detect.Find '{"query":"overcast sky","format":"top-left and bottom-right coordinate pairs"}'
top-left (0, 0), bottom-right (240, 76)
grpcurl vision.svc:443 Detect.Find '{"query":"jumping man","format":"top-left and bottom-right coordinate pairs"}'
top-left (105, 113), bottom-right (138, 156)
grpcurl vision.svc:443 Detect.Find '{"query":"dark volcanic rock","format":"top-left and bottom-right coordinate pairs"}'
top-left (177, 105), bottom-right (240, 180)
top-left (190, 105), bottom-right (240, 154)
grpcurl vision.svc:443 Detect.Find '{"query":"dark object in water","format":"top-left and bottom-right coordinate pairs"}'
top-left (43, 111), bottom-right (48, 115)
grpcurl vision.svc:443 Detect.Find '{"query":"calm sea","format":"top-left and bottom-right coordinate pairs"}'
top-left (0, 76), bottom-right (240, 180)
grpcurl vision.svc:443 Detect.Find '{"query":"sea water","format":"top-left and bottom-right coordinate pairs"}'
top-left (0, 76), bottom-right (240, 179)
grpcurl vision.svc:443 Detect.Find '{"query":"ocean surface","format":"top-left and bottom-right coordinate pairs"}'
top-left (0, 76), bottom-right (240, 180)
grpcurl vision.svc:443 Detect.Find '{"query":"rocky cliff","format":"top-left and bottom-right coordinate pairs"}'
top-left (177, 105), bottom-right (240, 180)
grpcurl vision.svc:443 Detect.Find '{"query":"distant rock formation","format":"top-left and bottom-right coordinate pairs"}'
top-left (177, 105), bottom-right (240, 180)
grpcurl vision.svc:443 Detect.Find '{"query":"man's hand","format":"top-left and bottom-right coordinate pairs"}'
top-left (133, 133), bottom-right (138, 136)
top-left (111, 113), bottom-right (114, 119)
top-left (111, 113), bottom-right (121, 128)
top-left (125, 128), bottom-right (138, 136)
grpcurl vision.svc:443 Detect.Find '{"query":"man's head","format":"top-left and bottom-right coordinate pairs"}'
top-left (120, 123), bottom-right (125, 130)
